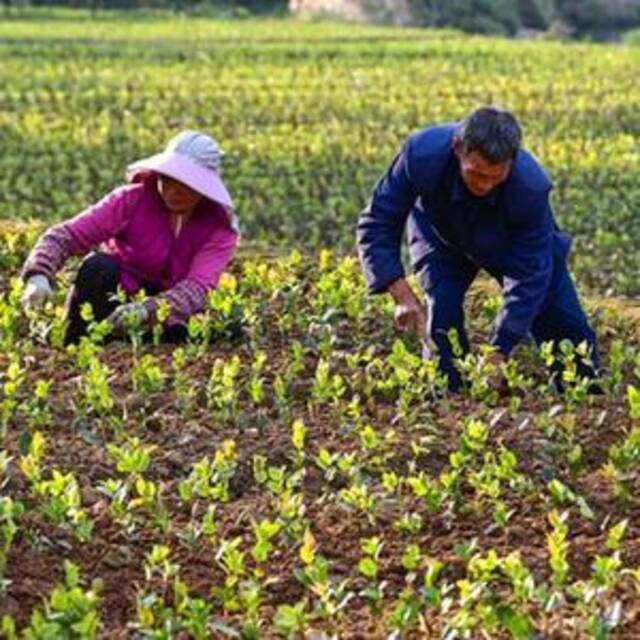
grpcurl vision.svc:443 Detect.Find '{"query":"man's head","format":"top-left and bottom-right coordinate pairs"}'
top-left (453, 106), bottom-right (522, 198)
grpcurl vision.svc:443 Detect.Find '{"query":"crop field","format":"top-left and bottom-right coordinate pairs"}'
top-left (2, 238), bottom-right (640, 638)
top-left (1, 11), bottom-right (639, 293)
top-left (1, 11), bottom-right (640, 640)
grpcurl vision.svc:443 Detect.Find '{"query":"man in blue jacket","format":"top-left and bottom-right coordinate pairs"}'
top-left (357, 106), bottom-right (599, 391)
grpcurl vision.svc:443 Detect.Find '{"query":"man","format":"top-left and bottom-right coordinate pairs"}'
top-left (357, 106), bottom-right (599, 392)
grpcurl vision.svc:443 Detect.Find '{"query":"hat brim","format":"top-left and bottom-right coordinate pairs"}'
top-left (126, 150), bottom-right (233, 209)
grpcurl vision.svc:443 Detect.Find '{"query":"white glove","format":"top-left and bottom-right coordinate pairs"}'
top-left (106, 303), bottom-right (149, 331)
top-left (21, 274), bottom-right (54, 311)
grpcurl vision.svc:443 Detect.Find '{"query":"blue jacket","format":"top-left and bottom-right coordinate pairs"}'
top-left (356, 123), bottom-right (571, 355)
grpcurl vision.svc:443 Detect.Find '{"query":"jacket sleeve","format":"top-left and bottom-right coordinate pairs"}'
top-left (21, 186), bottom-right (135, 284)
top-left (356, 137), bottom-right (418, 294)
top-left (490, 189), bottom-right (554, 356)
top-left (143, 217), bottom-right (239, 326)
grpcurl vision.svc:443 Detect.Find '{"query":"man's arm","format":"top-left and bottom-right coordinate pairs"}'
top-left (490, 190), bottom-right (555, 356)
top-left (356, 137), bottom-right (419, 294)
top-left (356, 137), bottom-right (429, 334)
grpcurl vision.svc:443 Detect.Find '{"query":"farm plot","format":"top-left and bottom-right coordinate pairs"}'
top-left (1, 232), bottom-right (640, 637)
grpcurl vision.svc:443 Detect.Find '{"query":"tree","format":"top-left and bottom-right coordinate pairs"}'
top-left (433, 0), bottom-right (521, 35)
top-left (517, 0), bottom-right (554, 29)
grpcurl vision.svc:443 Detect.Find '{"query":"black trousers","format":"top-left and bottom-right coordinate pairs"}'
top-left (64, 252), bottom-right (188, 345)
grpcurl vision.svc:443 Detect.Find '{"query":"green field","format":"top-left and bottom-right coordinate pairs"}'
top-left (1, 10), bottom-right (639, 293)
top-left (2, 12), bottom-right (640, 639)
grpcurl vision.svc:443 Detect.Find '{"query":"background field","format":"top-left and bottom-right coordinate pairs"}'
top-left (1, 11), bottom-right (639, 293)
top-left (2, 12), bottom-right (640, 640)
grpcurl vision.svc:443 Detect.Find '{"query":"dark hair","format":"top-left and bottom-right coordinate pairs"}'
top-left (457, 106), bottom-right (522, 163)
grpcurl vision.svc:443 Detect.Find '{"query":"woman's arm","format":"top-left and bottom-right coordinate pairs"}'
top-left (21, 224), bottom-right (76, 284)
top-left (21, 185), bottom-right (138, 284)
top-left (143, 219), bottom-right (240, 326)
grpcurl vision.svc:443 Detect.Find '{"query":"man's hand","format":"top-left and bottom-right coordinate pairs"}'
top-left (394, 302), bottom-right (427, 336)
top-left (387, 278), bottom-right (427, 338)
top-left (106, 303), bottom-right (149, 333)
top-left (21, 274), bottom-right (54, 311)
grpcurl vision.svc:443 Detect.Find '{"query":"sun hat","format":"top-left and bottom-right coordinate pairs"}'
top-left (126, 131), bottom-right (234, 210)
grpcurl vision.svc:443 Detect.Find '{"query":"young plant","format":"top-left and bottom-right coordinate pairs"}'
top-left (207, 272), bottom-right (245, 339)
top-left (21, 560), bottom-right (102, 639)
top-left (184, 312), bottom-right (215, 358)
top-left (131, 353), bottom-right (166, 395)
top-left (406, 472), bottom-right (444, 514)
top-left (294, 528), bottom-right (353, 620)
top-left (388, 587), bottom-right (423, 636)
top-left (272, 374), bottom-right (290, 420)
top-left (274, 600), bottom-right (311, 638)
top-left (568, 520), bottom-right (628, 640)
top-left (358, 536), bottom-right (386, 614)
top-left (311, 358), bottom-right (346, 410)
top-left (457, 344), bottom-right (510, 404)
top-left (274, 489), bottom-right (307, 540)
top-left (467, 447), bottom-right (528, 527)
top-left (393, 511), bottom-right (423, 536)
top-left (0, 355), bottom-right (24, 438)
top-left (547, 510), bottom-right (570, 589)
top-left (606, 340), bottom-right (630, 393)
top-left (179, 440), bottom-right (238, 504)
top-left (547, 479), bottom-right (594, 519)
top-left (555, 339), bottom-right (598, 406)
top-left (177, 504), bottom-right (217, 549)
top-left (604, 437), bottom-right (640, 501)
top-left (19, 431), bottom-right (93, 541)
top-left (120, 293), bottom-right (148, 354)
top-left (0, 495), bottom-right (24, 593)
top-left (151, 299), bottom-right (171, 346)
top-left (78, 356), bottom-right (114, 418)
top-left (134, 545), bottom-right (213, 639)
top-left (36, 470), bottom-right (94, 542)
top-left (0, 279), bottom-right (27, 352)
top-left (206, 356), bottom-right (241, 424)
top-left (100, 437), bottom-right (166, 531)
top-left (603, 387), bottom-right (640, 501)
top-left (444, 550), bottom-right (538, 640)
top-left (251, 519), bottom-right (282, 564)
top-left (290, 418), bottom-right (307, 468)
top-left (247, 348), bottom-right (268, 408)
top-left (315, 447), bottom-right (339, 483)
top-left (22, 378), bottom-right (52, 430)
top-left (212, 536), bottom-right (247, 613)
top-left (171, 347), bottom-right (197, 416)
top-left (339, 479), bottom-right (378, 524)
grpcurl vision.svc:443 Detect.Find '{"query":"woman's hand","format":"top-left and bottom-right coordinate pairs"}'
top-left (106, 303), bottom-right (149, 333)
top-left (21, 274), bottom-right (54, 311)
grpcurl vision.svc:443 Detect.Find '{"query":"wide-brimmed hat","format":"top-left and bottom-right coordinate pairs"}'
top-left (126, 131), bottom-right (233, 209)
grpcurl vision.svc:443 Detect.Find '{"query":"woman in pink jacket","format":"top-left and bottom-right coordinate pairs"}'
top-left (20, 131), bottom-right (240, 345)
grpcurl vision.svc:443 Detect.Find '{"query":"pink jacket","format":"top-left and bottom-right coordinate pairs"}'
top-left (22, 174), bottom-right (239, 325)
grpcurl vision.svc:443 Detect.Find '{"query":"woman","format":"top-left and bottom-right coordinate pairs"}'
top-left (20, 130), bottom-right (240, 344)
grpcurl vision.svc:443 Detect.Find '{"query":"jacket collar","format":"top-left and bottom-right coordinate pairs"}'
top-left (451, 168), bottom-right (500, 207)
